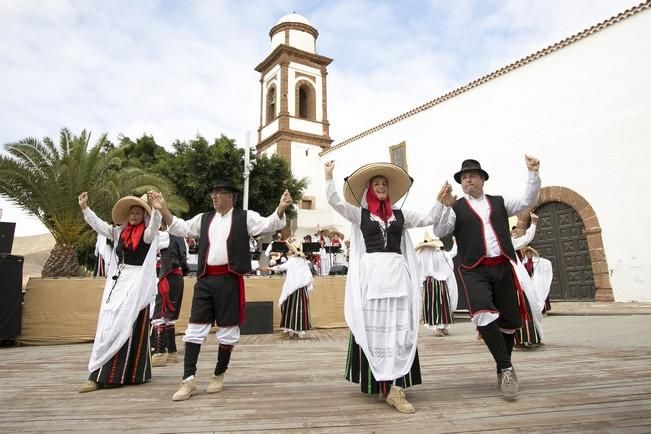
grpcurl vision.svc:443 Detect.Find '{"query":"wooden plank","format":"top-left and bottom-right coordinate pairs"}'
top-left (1, 317), bottom-right (650, 432)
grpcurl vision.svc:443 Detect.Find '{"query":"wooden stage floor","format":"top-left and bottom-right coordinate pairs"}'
top-left (1, 315), bottom-right (650, 433)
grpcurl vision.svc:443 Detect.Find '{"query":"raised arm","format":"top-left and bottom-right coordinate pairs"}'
top-left (247, 190), bottom-right (291, 236)
top-left (511, 213), bottom-right (538, 251)
top-left (148, 190), bottom-right (202, 238)
top-left (505, 155), bottom-right (541, 215)
top-left (324, 160), bottom-right (361, 224)
top-left (431, 182), bottom-right (457, 238)
top-left (143, 209), bottom-right (162, 243)
top-left (78, 192), bottom-right (117, 239)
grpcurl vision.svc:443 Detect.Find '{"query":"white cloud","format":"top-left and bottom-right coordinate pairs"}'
top-left (0, 0), bottom-right (641, 235)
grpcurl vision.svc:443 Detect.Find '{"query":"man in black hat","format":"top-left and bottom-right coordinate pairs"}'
top-left (432, 155), bottom-right (540, 398)
top-left (148, 179), bottom-right (293, 401)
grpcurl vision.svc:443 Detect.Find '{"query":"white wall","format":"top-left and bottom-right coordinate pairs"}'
top-left (316, 9), bottom-right (651, 301)
top-left (289, 29), bottom-right (315, 53)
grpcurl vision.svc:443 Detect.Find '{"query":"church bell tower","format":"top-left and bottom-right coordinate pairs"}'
top-left (255, 13), bottom-right (333, 163)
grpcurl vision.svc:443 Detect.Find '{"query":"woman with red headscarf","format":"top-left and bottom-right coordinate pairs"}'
top-left (324, 160), bottom-right (436, 414)
top-left (77, 192), bottom-right (161, 393)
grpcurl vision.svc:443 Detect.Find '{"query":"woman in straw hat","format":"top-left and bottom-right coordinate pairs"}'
top-left (261, 240), bottom-right (314, 339)
top-left (416, 234), bottom-right (458, 337)
top-left (517, 245), bottom-right (553, 348)
top-left (324, 160), bottom-right (436, 414)
top-left (509, 213), bottom-right (545, 348)
top-left (77, 192), bottom-right (161, 393)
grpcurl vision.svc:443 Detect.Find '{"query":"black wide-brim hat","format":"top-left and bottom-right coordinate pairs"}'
top-left (210, 178), bottom-right (241, 194)
top-left (453, 159), bottom-right (490, 184)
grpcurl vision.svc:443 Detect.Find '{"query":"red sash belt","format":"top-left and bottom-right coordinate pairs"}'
top-left (158, 268), bottom-right (183, 316)
top-left (204, 265), bottom-right (246, 324)
top-left (479, 255), bottom-right (509, 266)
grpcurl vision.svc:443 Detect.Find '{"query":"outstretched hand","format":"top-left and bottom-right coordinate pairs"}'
top-left (278, 189), bottom-right (293, 211)
top-left (324, 160), bottom-right (335, 180)
top-left (525, 154), bottom-right (540, 172)
top-left (530, 212), bottom-right (539, 225)
top-left (147, 190), bottom-right (166, 210)
top-left (78, 192), bottom-right (88, 210)
top-left (437, 181), bottom-right (455, 207)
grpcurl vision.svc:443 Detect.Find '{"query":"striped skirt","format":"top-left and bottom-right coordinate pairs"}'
top-left (423, 277), bottom-right (454, 326)
top-left (344, 333), bottom-right (422, 394)
top-left (280, 287), bottom-right (311, 333)
top-left (89, 306), bottom-right (152, 385)
top-left (515, 293), bottom-right (541, 346)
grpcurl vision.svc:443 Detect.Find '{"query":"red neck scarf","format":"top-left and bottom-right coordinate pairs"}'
top-left (120, 222), bottom-right (145, 251)
top-left (524, 259), bottom-right (534, 276)
top-left (365, 182), bottom-right (393, 222)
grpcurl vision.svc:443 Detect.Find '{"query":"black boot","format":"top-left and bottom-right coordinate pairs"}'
top-left (152, 324), bottom-right (167, 354)
top-left (477, 320), bottom-right (511, 371)
top-left (214, 344), bottom-right (233, 376)
top-left (183, 342), bottom-right (201, 379)
top-left (166, 324), bottom-right (177, 353)
top-left (503, 332), bottom-right (515, 357)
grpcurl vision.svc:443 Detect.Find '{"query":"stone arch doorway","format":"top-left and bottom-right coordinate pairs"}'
top-left (513, 186), bottom-right (613, 302)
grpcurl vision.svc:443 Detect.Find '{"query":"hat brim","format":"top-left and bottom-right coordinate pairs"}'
top-left (415, 240), bottom-right (444, 251)
top-left (330, 230), bottom-right (345, 240)
top-left (343, 163), bottom-right (413, 205)
top-left (111, 196), bottom-right (152, 225)
top-left (454, 168), bottom-right (489, 184)
top-left (286, 242), bottom-right (305, 257)
top-left (524, 246), bottom-right (540, 257)
top-left (211, 185), bottom-right (241, 194)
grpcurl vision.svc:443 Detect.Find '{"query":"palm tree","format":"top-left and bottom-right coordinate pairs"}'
top-left (0, 128), bottom-right (187, 277)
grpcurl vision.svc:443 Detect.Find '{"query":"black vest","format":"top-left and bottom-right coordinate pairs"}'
top-left (360, 208), bottom-right (404, 254)
top-left (116, 236), bottom-right (151, 266)
top-left (452, 195), bottom-right (516, 267)
top-left (197, 209), bottom-right (251, 277)
top-left (159, 234), bottom-right (188, 276)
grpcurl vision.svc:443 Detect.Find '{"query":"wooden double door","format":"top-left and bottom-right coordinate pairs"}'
top-left (529, 201), bottom-right (595, 300)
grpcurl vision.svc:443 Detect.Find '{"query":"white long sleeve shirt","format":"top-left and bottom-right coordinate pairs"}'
top-left (167, 208), bottom-right (285, 267)
top-left (432, 171), bottom-right (541, 258)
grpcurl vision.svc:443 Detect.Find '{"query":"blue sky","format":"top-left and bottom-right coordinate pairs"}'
top-left (0, 0), bottom-right (642, 235)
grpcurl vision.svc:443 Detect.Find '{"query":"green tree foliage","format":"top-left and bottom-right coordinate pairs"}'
top-left (159, 134), bottom-right (307, 219)
top-left (0, 128), bottom-right (187, 277)
top-left (248, 152), bottom-right (307, 218)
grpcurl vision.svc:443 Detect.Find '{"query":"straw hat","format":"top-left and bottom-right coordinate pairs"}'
top-left (285, 241), bottom-right (305, 257)
top-left (343, 162), bottom-right (413, 205)
top-left (415, 232), bottom-right (444, 251)
top-left (523, 246), bottom-right (540, 257)
top-left (330, 230), bottom-right (345, 240)
top-left (111, 194), bottom-right (152, 225)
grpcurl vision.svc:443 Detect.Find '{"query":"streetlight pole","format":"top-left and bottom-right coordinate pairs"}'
top-left (243, 131), bottom-right (251, 210)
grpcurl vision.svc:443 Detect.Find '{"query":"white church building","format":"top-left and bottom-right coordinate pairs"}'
top-left (255, 3), bottom-right (651, 303)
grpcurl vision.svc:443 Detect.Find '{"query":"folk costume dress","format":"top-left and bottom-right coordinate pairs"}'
top-left (326, 170), bottom-right (435, 395)
top-left (82, 202), bottom-right (161, 386)
top-left (417, 241), bottom-right (458, 333)
top-left (273, 254), bottom-right (314, 336)
top-left (524, 249), bottom-right (553, 317)
top-left (151, 231), bottom-right (189, 362)
top-left (511, 225), bottom-right (545, 346)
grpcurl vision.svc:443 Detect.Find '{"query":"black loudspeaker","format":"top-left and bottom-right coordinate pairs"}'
top-left (0, 254), bottom-right (24, 341)
top-left (0, 222), bottom-right (16, 255)
top-left (239, 301), bottom-right (273, 335)
top-left (329, 265), bottom-right (348, 275)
